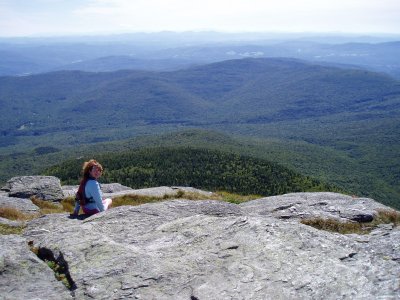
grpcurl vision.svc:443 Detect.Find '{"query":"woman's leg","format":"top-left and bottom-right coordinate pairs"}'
top-left (83, 207), bottom-right (100, 216)
top-left (102, 198), bottom-right (112, 210)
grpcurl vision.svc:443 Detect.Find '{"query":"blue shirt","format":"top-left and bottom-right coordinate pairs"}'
top-left (73, 179), bottom-right (104, 213)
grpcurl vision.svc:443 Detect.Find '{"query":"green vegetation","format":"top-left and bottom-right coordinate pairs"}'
top-left (301, 209), bottom-right (400, 234)
top-left (44, 147), bottom-right (340, 197)
top-left (45, 260), bottom-right (72, 289)
top-left (1, 129), bottom-right (399, 209)
top-left (1, 58), bottom-right (399, 209)
top-left (28, 242), bottom-right (74, 290)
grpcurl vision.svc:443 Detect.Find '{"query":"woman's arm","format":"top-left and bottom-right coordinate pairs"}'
top-left (72, 200), bottom-right (80, 215)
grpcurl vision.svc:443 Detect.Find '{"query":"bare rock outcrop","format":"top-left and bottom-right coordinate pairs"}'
top-left (241, 192), bottom-right (389, 222)
top-left (2, 176), bottom-right (64, 201)
top-left (11, 193), bottom-right (399, 300)
top-left (62, 184), bottom-right (214, 199)
top-left (0, 235), bottom-right (73, 300)
top-left (0, 195), bottom-right (40, 213)
top-left (62, 183), bottom-right (134, 198)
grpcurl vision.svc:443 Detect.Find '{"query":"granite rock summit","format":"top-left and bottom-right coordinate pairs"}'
top-left (0, 177), bottom-right (399, 299)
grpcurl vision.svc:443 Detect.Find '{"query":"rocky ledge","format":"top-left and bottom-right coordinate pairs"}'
top-left (0, 177), bottom-right (399, 299)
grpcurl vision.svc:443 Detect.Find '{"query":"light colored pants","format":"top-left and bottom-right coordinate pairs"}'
top-left (103, 198), bottom-right (112, 210)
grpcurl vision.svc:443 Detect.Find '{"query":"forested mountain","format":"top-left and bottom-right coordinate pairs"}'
top-left (1, 57), bottom-right (399, 138)
top-left (1, 58), bottom-right (399, 208)
top-left (44, 147), bottom-right (339, 196)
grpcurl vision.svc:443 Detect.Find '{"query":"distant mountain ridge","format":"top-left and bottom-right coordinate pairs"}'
top-left (1, 37), bottom-right (399, 78)
top-left (1, 58), bottom-right (399, 138)
top-left (0, 57), bottom-right (399, 208)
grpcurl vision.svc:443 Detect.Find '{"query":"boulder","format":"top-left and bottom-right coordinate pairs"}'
top-left (100, 183), bottom-right (133, 193)
top-left (3, 176), bottom-right (64, 201)
top-left (16, 194), bottom-right (399, 299)
top-left (0, 195), bottom-right (40, 213)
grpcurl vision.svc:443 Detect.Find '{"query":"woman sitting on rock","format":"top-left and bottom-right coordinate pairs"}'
top-left (72, 159), bottom-right (112, 216)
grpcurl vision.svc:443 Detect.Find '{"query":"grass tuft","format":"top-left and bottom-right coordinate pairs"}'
top-left (30, 197), bottom-right (65, 213)
top-left (301, 218), bottom-right (365, 234)
top-left (0, 206), bottom-right (36, 221)
top-left (374, 209), bottom-right (400, 226)
top-left (301, 209), bottom-right (400, 234)
top-left (0, 223), bottom-right (25, 235)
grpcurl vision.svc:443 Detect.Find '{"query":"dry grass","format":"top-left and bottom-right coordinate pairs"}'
top-left (31, 197), bottom-right (65, 214)
top-left (374, 209), bottom-right (400, 226)
top-left (0, 207), bottom-right (31, 235)
top-left (301, 218), bottom-right (366, 234)
top-left (60, 197), bottom-right (76, 213)
top-left (301, 209), bottom-right (400, 234)
top-left (0, 206), bottom-right (37, 221)
top-left (111, 190), bottom-right (259, 208)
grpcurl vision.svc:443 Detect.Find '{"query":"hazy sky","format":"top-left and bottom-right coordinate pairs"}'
top-left (1, 0), bottom-right (399, 37)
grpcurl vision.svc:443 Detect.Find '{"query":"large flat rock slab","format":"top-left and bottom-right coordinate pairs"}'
top-left (240, 192), bottom-right (390, 222)
top-left (20, 197), bottom-right (399, 299)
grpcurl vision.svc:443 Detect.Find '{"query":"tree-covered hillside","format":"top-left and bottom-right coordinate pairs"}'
top-left (44, 147), bottom-right (339, 196)
top-left (1, 58), bottom-right (399, 209)
top-left (1, 58), bottom-right (399, 141)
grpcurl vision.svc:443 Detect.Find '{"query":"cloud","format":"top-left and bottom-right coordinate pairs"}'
top-left (72, 0), bottom-right (400, 33)
top-left (0, 0), bottom-right (399, 36)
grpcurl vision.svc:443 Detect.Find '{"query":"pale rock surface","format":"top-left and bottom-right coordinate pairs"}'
top-left (14, 193), bottom-right (399, 300)
top-left (2, 176), bottom-right (64, 201)
top-left (62, 183), bottom-right (133, 198)
top-left (0, 234), bottom-right (73, 300)
top-left (102, 186), bottom-right (215, 198)
top-left (241, 192), bottom-right (389, 222)
top-left (0, 217), bottom-right (25, 227)
top-left (62, 184), bottom-right (214, 199)
top-left (0, 195), bottom-right (40, 213)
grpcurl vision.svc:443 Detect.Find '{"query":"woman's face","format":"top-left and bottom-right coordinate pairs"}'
top-left (89, 165), bottom-right (102, 179)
